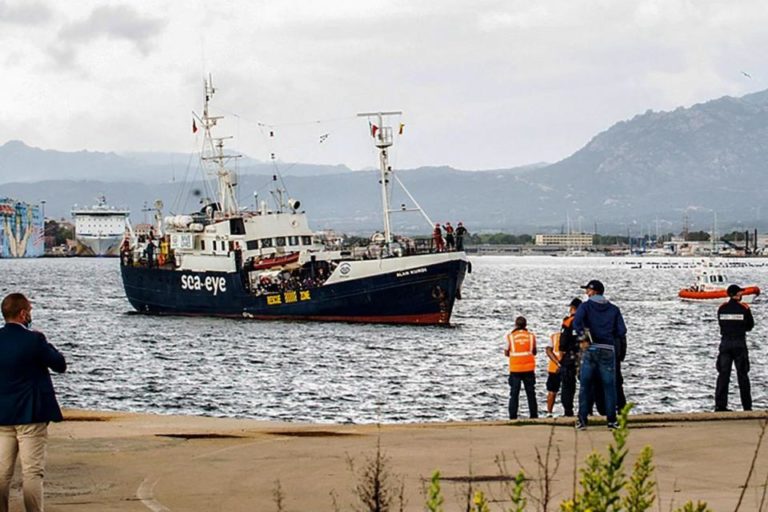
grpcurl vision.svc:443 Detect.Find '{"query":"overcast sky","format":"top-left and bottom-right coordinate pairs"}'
top-left (1, 0), bottom-right (767, 172)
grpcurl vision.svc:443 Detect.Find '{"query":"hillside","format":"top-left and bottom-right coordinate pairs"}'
top-left (2, 89), bottom-right (768, 234)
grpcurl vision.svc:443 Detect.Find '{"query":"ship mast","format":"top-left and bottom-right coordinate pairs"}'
top-left (357, 111), bottom-right (434, 249)
top-left (198, 75), bottom-right (241, 216)
top-left (357, 111), bottom-right (401, 245)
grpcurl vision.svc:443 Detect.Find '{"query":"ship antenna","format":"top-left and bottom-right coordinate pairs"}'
top-left (197, 74), bottom-right (241, 217)
top-left (357, 111), bottom-right (400, 245)
top-left (357, 111), bottom-right (433, 248)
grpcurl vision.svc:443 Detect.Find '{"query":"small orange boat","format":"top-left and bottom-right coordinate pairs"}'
top-left (678, 263), bottom-right (760, 303)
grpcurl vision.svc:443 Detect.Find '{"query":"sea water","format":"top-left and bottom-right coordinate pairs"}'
top-left (1, 256), bottom-right (765, 423)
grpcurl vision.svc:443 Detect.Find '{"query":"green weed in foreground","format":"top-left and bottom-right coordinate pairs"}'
top-left (426, 405), bottom-right (713, 512)
top-left (425, 471), bottom-right (444, 512)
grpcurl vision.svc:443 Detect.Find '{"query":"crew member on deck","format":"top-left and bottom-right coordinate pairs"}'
top-left (715, 284), bottom-right (754, 412)
top-left (443, 222), bottom-right (455, 251)
top-left (455, 222), bottom-right (468, 252)
top-left (432, 224), bottom-right (444, 252)
top-left (144, 239), bottom-right (156, 268)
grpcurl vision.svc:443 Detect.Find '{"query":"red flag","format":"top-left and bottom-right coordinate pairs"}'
top-left (371, 124), bottom-right (379, 138)
top-left (192, 119), bottom-right (198, 133)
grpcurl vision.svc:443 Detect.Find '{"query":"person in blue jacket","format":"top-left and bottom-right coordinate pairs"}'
top-left (0, 293), bottom-right (66, 512)
top-left (573, 280), bottom-right (627, 430)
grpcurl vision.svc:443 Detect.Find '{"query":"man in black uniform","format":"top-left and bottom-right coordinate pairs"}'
top-left (557, 298), bottom-right (582, 417)
top-left (715, 284), bottom-right (754, 412)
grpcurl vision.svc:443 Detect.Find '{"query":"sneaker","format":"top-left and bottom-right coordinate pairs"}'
top-left (545, 412), bottom-right (553, 418)
top-left (607, 422), bottom-right (619, 430)
top-left (575, 420), bottom-right (586, 431)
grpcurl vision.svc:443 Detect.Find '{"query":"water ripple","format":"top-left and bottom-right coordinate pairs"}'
top-left (0, 256), bottom-right (765, 423)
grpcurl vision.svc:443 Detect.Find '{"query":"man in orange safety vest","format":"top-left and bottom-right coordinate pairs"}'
top-left (504, 316), bottom-right (538, 420)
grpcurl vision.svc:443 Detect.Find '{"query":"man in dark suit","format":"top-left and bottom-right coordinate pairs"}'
top-left (0, 293), bottom-right (66, 512)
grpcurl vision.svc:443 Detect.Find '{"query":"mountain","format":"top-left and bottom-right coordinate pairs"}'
top-left (2, 89), bottom-right (768, 234)
top-left (0, 141), bottom-right (354, 183)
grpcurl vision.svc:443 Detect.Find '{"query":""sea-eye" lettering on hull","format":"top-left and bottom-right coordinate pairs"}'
top-left (180, 274), bottom-right (228, 296)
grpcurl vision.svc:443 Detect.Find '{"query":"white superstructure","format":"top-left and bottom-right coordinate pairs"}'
top-left (72, 196), bottom-right (130, 256)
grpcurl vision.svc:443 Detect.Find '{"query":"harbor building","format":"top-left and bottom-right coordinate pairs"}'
top-left (0, 198), bottom-right (44, 258)
top-left (535, 233), bottom-right (594, 247)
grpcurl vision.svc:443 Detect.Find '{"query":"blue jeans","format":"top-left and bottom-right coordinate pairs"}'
top-left (578, 347), bottom-right (617, 425)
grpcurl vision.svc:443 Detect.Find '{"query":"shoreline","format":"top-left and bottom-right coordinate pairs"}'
top-left (20, 409), bottom-right (767, 511)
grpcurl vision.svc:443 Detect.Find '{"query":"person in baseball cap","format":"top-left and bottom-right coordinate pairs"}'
top-left (580, 280), bottom-right (605, 295)
top-left (573, 279), bottom-right (627, 430)
top-left (726, 284), bottom-right (744, 297)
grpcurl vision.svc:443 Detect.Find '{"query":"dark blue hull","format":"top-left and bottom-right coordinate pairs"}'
top-left (120, 257), bottom-right (468, 325)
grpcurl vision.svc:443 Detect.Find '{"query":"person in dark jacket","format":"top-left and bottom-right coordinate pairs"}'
top-left (455, 222), bottom-right (468, 252)
top-left (715, 284), bottom-right (754, 412)
top-left (557, 298), bottom-right (582, 417)
top-left (0, 293), bottom-right (66, 512)
top-left (573, 280), bottom-right (627, 430)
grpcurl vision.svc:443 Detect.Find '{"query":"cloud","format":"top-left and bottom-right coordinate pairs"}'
top-left (0, 0), bottom-right (52, 25)
top-left (59, 4), bottom-right (166, 56)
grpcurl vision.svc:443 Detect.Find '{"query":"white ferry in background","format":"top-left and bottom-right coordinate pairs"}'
top-left (71, 196), bottom-right (130, 257)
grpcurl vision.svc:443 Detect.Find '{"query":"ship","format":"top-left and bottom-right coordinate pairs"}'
top-left (119, 77), bottom-right (470, 325)
top-left (0, 198), bottom-right (43, 258)
top-left (71, 196), bottom-right (130, 257)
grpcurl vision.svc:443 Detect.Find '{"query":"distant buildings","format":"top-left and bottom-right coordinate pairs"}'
top-left (0, 198), bottom-right (43, 258)
top-left (535, 233), bottom-right (594, 247)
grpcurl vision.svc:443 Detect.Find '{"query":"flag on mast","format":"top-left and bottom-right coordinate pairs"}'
top-left (192, 119), bottom-right (198, 133)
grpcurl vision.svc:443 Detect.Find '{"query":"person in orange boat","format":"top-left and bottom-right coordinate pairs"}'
top-left (715, 284), bottom-right (754, 412)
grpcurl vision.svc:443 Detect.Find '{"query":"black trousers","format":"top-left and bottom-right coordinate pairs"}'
top-left (616, 359), bottom-right (626, 411)
top-left (715, 346), bottom-right (752, 411)
top-left (508, 372), bottom-right (538, 419)
top-left (560, 359), bottom-right (577, 417)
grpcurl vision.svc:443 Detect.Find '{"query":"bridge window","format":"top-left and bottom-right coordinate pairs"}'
top-left (229, 218), bottom-right (246, 235)
top-left (246, 239), bottom-right (259, 250)
top-left (275, 237), bottom-right (286, 247)
top-left (289, 236), bottom-right (299, 246)
top-left (261, 238), bottom-right (273, 248)
top-left (301, 236), bottom-right (312, 245)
